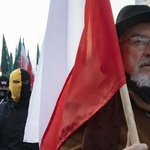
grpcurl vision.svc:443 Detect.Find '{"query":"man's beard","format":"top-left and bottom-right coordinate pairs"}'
top-left (131, 56), bottom-right (150, 88)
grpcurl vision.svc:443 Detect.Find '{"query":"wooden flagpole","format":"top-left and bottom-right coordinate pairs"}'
top-left (119, 84), bottom-right (140, 144)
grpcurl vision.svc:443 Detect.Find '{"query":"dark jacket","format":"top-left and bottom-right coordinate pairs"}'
top-left (0, 99), bottom-right (39, 150)
top-left (60, 74), bottom-right (150, 149)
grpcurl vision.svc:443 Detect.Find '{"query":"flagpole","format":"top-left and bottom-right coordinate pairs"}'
top-left (119, 84), bottom-right (140, 144)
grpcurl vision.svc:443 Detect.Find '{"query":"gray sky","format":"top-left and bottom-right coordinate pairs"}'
top-left (0, 0), bottom-right (50, 69)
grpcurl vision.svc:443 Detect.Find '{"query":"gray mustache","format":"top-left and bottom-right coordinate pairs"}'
top-left (139, 57), bottom-right (150, 66)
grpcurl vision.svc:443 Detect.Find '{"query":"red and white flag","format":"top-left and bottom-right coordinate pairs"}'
top-left (40, 0), bottom-right (126, 149)
top-left (20, 43), bottom-right (35, 86)
top-left (20, 43), bottom-right (28, 70)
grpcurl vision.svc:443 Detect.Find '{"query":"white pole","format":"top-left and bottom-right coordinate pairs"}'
top-left (119, 84), bottom-right (140, 144)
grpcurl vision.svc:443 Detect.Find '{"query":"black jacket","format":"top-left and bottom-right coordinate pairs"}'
top-left (0, 99), bottom-right (39, 150)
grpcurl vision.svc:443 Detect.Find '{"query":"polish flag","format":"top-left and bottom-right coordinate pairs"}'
top-left (40, 0), bottom-right (125, 149)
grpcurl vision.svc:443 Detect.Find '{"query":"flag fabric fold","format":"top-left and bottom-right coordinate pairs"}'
top-left (24, 0), bottom-right (69, 144)
top-left (40, 0), bottom-right (126, 149)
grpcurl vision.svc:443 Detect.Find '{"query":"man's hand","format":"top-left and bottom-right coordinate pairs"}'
top-left (123, 143), bottom-right (148, 150)
top-left (123, 132), bottom-right (148, 150)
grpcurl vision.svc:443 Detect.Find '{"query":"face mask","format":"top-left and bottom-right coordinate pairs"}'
top-left (9, 69), bottom-right (22, 102)
top-left (9, 69), bottom-right (31, 102)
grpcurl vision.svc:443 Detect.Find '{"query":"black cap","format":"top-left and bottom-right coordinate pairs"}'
top-left (116, 5), bottom-right (150, 37)
top-left (0, 76), bottom-right (9, 87)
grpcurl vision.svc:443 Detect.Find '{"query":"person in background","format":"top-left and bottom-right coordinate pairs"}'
top-left (60, 5), bottom-right (150, 150)
top-left (0, 75), bottom-right (9, 104)
top-left (0, 68), bottom-right (39, 150)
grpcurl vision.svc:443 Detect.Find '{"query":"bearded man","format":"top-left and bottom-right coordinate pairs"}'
top-left (60, 5), bottom-right (150, 150)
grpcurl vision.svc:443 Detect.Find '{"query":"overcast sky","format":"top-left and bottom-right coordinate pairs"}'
top-left (0, 0), bottom-right (50, 68)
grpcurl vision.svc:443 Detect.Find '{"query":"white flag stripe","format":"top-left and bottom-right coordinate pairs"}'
top-left (24, 39), bottom-right (44, 142)
top-left (24, 0), bottom-right (85, 144)
top-left (24, 0), bottom-right (68, 143)
top-left (67, 0), bottom-right (85, 70)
